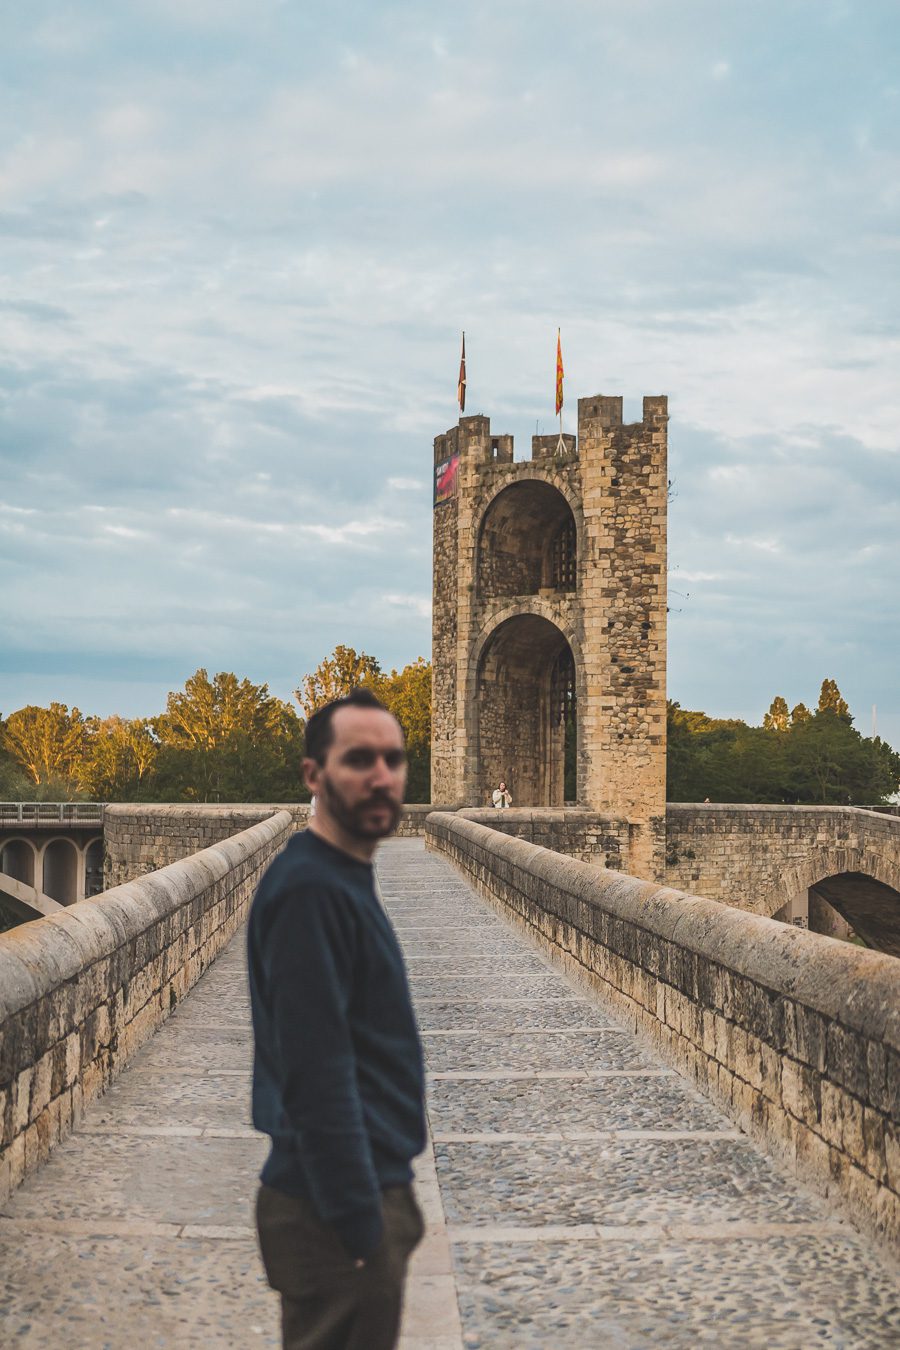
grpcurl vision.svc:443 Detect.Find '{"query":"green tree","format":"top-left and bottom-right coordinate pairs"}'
top-left (0, 718), bottom-right (31, 799)
top-left (81, 717), bottom-right (159, 800)
top-left (1, 703), bottom-right (88, 793)
top-left (294, 646), bottom-right (382, 720)
top-left (154, 670), bottom-right (305, 802)
top-left (377, 658), bottom-right (431, 802)
top-left (784, 712), bottom-right (900, 804)
top-left (293, 650), bottom-right (433, 801)
top-left (763, 696), bottom-right (790, 732)
top-left (666, 702), bottom-right (748, 801)
top-left (667, 690), bottom-right (899, 805)
top-left (817, 678), bottom-right (851, 721)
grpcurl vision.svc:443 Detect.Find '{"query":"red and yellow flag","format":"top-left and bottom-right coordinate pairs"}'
top-left (555, 329), bottom-right (564, 416)
top-left (457, 331), bottom-right (466, 413)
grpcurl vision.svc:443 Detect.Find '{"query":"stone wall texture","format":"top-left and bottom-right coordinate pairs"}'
top-left (104, 804), bottom-right (292, 887)
top-left (426, 811), bottom-right (900, 1251)
top-left (0, 809), bottom-right (293, 1203)
top-left (455, 808), bottom-right (631, 869)
top-left (665, 805), bottom-right (900, 913)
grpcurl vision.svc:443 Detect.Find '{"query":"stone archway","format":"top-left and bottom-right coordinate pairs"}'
top-left (474, 613), bottom-right (578, 807)
top-left (808, 873), bottom-right (900, 958)
top-left (476, 479), bottom-right (578, 601)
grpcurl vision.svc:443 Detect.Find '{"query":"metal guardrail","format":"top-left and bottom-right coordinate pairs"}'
top-left (0, 803), bottom-right (105, 825)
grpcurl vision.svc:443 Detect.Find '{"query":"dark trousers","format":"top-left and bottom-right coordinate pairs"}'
top-left (256, 1183), bottom-right (425, 1350)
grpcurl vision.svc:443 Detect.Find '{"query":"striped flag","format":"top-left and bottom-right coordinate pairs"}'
top-left (457, 332), bottom-right (466, 413)
top-left (555, 329), bottom-right (564, 415)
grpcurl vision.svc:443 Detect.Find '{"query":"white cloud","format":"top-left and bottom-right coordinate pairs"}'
top-left (387, 477), bottom-right (423, 491)
top-left (382, 593), bottom-right (432, 619)
top-left (100, 524), bottom-right (150, 540)
top-left (301, 519), bottom-right (391, 547)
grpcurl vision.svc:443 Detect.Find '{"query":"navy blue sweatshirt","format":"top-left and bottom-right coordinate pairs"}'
top-left (247, 829), bottom-right (426, 1259)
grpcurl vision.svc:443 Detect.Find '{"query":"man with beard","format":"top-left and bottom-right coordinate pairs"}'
top-left (248, 688), bottom-right (426, 1350)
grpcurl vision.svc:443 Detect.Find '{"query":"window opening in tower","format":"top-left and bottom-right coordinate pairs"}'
top-left (551, 517), bottom-right (577, 590)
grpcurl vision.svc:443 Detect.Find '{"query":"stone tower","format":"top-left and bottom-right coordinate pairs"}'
top-left (431, 394), bottom-right (668, 880)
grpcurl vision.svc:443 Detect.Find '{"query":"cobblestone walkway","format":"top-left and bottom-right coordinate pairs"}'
top-left (1, 837), bottom-right (899, 1347)
top-left (382, 839), bottom-right (900, 1349)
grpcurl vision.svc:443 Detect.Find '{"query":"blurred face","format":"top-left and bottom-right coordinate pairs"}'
top-left (305, 705), bottom-right (407, 840)
top-left (499, 781), bottom-right (506, 792)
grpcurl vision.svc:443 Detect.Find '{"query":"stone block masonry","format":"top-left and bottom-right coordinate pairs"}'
top-left (0, 809), bottom-right (293, 1203)
top-left (426, 811), bottom-right (900, 1253)
top-left (103, 803), bottom-right (296, 887)
top-left (666, 804), bottom-right (900, 913)
top-left (665, 804), bottom-right (900, 955)
top-left (456, 807), bottom-right (632, 869)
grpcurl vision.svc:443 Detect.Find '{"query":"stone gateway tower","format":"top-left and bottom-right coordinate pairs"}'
top-left (431, 393), bottom-right (668, 879)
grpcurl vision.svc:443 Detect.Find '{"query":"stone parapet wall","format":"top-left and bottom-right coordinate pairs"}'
top-left (104, 803), bottom-right (294, 887)
top-left (104, 803), bottom-right (438, 887)
top-left (455, 808), bottom-right (630, 868)
top-left (426, 812), bottom-right (900, 1250)
top-left (395, 805), bottom-right (441, 836)
top-left (0, 809), bottom-right (293, 1203)
top-left (665, 804), bottom-right (900, 915)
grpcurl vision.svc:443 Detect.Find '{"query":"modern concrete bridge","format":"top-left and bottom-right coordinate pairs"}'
top-left (0, 803), bottom-right (104, 922)
top-left (1, 837), bottom-right (898, 1347)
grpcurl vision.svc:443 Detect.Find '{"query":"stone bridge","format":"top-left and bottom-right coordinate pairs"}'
top-left (0, 807), bottom-right (898, 1344)
top-left (451, 802), bottom-right (900, 957)
top-left (4, 800), bottom-right (900, 957)
top-left (664, 805), bottom-right (900, 956)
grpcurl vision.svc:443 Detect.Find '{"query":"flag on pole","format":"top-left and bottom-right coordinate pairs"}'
top-left (555, 329), bottom-right (564, 416)
top-left (457, 332), bottom-right (466, 413)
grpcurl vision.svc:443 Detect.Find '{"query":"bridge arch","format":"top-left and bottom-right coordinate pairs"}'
top-left (84, 836), bottom-right (104, 898)
top-left (0, 837), bottom-right (37, 888)
top-left (40, 837), bottom-right (80, 906)
top-left (469, 608), bottom-right (582, 807)
top-left (768, 846), bottom-right (900, 958)
top-left (475, 478), bottom-right (581, 602)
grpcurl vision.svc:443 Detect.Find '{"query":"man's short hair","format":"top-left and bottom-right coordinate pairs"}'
top-left (304, 687), bottom-right (393, 764)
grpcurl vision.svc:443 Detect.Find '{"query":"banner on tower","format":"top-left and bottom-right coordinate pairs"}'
top-left (434, 452), bottom-right (460, 506)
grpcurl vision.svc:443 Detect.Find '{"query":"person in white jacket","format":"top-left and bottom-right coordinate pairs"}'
top-left (491, 780), bottom-right (512, 808)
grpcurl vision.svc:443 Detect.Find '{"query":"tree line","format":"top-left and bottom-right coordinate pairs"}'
top-left (0, 647), bottom-right (431, 804)
top-left (668, 679), bottom-right (900, 805)
top-left (0, 662), bottom-right (896, 807)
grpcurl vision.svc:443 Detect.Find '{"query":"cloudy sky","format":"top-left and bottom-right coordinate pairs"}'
top-left (1, 1), bottom-right (898, 747)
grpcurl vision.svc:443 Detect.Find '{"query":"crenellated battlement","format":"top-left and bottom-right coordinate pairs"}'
top-left (434, 394), bottom-right (668, 478)
top-left (578, 392), bottom-right (668, 434)
top-left (433, 416), bottom-right (513, 469)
